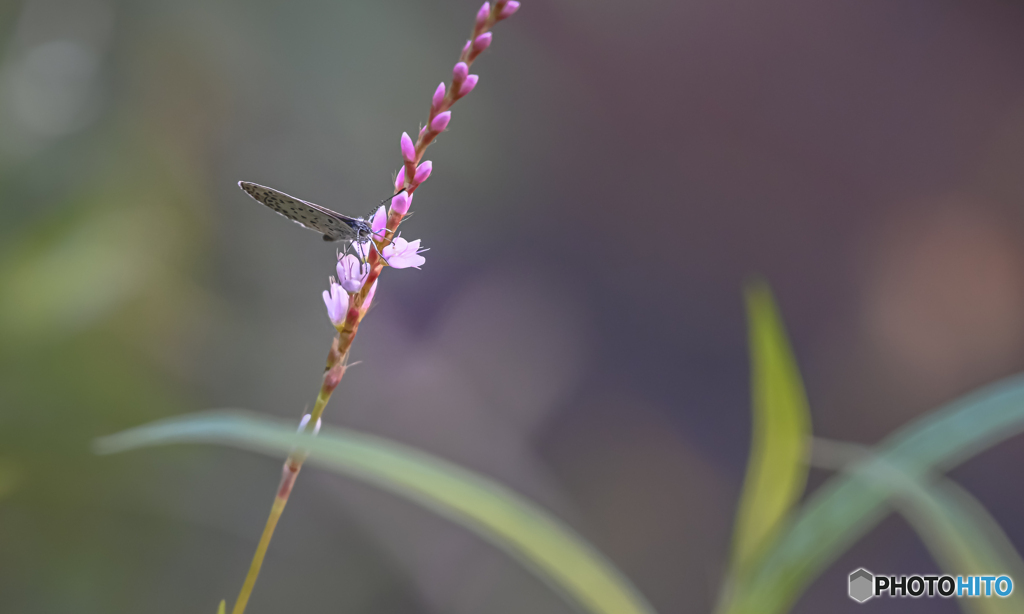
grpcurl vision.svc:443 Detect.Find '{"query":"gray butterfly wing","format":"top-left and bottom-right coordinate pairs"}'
top-left (238, 181), bottom-right (361, 241)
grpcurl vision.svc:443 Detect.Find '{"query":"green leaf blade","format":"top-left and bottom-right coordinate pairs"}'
top-left (730, 374), bottom-right (1024, 614)
top-left (814, 440), bottom-right (1024, 614)
top-left (899, 479), bottom-right (1024, 614)
top-left (728, 282), bottom-right (812, 578)
top-left (96, 411), bottom-right (657, 614)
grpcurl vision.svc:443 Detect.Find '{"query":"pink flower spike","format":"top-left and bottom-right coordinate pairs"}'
top-left (498, 0), bottom-right (519, 19)
top-left (431, 82), bottom-right (446, 110)
top-left (390, 191), bottom-right (411, 216)
top-left (336, 254), bottom-right (369, 293)
top-left (459, 74), bottom-right (479, 97)
top-left (430, 111), bottom-right (451, 133)
top-left (363, 280), bottom-right (379, 311)
top-left (382, 237), bottom-right (427, 269)
top-left (394, 166), bottom-right (406, 191)
top-left (413, 160), bottom-right (432, 185)
top-left (371, 205), bottom-right (387, 238)
top-left (476, 2), bottom-right (491, 27)
top-left (400, 132), bottom-right (415, 162)
top-left (453, 62), bottom-right (469, 83)
top-left (322, 282), bottom-right (347, 325)
top-left (473, 33), bottom-right (492, 54)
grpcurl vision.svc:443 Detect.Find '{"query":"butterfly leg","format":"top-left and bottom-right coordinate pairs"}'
top-left (369, 238), bottom-right (392, 267)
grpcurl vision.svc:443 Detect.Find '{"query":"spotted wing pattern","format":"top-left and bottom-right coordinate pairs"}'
top-left (238, 181), bottom-right (360, 241)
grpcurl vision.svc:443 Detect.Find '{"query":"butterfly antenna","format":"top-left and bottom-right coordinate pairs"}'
top-left (367, 188), bottom-right (407, 219)
top-left (379, 187), bottom-right (406, 206)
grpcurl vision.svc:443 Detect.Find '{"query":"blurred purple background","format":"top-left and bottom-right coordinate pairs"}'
top-left (2, 0), bottom-right (1024, 612)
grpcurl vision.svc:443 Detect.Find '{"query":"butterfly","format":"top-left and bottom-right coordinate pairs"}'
top-left (238, 181), bottom-right (397, 259)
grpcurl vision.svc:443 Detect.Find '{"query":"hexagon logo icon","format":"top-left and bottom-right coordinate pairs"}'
top-left (849, 568), bottom-right (874, 603)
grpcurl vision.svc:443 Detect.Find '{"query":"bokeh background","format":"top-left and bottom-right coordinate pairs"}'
top-left (2, 0), bottom-right (1024, 612)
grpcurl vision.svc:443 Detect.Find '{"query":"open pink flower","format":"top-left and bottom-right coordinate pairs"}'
top-left (382, 237), bottom-right (427, 269)
top-left (336, 254), bottom-right (369, 292)
top-left (322, 281), bottom-right (348, 325)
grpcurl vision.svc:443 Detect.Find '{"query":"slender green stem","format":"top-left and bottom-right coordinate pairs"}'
top-left (231, 472), bottom-right (294, 614)
top-left (230, 337), bottom-right (344, 614)
top-left (306, 383), bottom-right (332, 430)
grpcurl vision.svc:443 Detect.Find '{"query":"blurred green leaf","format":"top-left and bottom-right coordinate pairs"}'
top-left (726, 373), bottom-right (1024, 614)
top-left (0, 205), bottom-right (164, 339)
top-left (905, 479), bottom-right (1024, 614)
top-left (0, 461), bottom-right (21, 499)
top-left (96, 411), bottom-right (657, 614)
top-left (813, 438), bottom-right (1024, 614)
top-left (217, 600), bottom-right (225, 614)
top-left (726, 282), bottom-right (811, 580)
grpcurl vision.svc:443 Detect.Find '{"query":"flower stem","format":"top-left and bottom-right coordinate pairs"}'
top-left (228, 3), bottom-right (517, 610)
top-left (231, 463), bottom-right (298, 614)
top-left (230, 337), bottom-right (345, 614)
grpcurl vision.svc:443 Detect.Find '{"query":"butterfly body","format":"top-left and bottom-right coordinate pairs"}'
top-left (238, 181), bottom-right (374, 246)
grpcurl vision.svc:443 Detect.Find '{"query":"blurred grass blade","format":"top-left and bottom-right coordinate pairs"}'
top-left (0, 461), bottom-right (21, 500)
top-left (217, 600), bottom-right (226, 614)
top-left (897, 478), bottom-right (1024, 614)
top-left (726, 373), bottom-right (1024, 614)
top-left (727, 282), bottom-right (811, 578)
top-left (96, 411), bottom-right (657, 614)
top-left (813, 438), bottom-right (1024, 614)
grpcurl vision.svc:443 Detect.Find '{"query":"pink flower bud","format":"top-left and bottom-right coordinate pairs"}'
top-left (370, 205), bottom-right (387, 238)
top-left (459, 74), bottom-right (479, 97)
top-left (453, 62), bottom-right (469, 83)
top-left (323, 282), bottom-right (348, 325)
top-left (472, 33), bottom-right (492, 54)
top-left (498, 0), bottom-right (519, 19)
top-left (431, 82), bottom-right (446, 110)
top-left (297, 414), bottom-right (322, 435)
top-left (413, 160), bottom-right (432, 185)
top-left (394, 166), bottom-right (405, 191)
top-left (400, 132), bottom-right (415, 162)
top-left (418, 125), bottom-right (427, 139)
top-left (390, 191), bottom-right (411, 216)
top-left (430, 111), bottom-right (451, 132)
top-left (476, 2), bottom-right (490, 26)
top-left (462, 39), bottom-right (471, 55)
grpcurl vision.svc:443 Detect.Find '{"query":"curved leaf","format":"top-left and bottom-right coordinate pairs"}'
top-left (728, 282), bottom-right (811, 576)
top-left (96, 411), bottom-right (657, 614)
top-left (896, 477), bottom-right (1024, 614)
top-left (813, 438), bottom-right (1024, 614)
top-left (727, 374), bottom-right (1024, 614)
